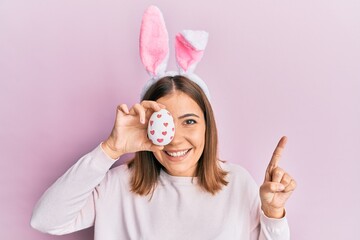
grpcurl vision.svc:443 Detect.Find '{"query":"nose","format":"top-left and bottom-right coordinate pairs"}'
top-left (168, 123), bottom-right (183, 146)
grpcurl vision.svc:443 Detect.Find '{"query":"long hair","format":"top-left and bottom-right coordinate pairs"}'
top-left (127, 75), bottom-right (228, 196)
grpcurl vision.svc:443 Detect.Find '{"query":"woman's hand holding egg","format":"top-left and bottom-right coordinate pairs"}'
top-left (102, 101), bottom-right (170, 159)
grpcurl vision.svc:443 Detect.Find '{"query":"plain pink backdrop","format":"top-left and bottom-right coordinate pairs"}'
top-left (1, 0), bottom-right (359, 239)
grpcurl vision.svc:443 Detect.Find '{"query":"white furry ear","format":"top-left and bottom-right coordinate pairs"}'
top-left (175, 30), bottom-right (209, 74)
top-left (139, 6), bottom-right (211, 101)
top-left (139, 6), bottom-right (169, 78)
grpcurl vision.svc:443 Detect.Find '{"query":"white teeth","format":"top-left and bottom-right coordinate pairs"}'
top-left (166, 150), bottom-right (189, 157)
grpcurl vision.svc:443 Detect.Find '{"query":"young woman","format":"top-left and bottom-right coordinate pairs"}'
top-left (31, 75), bottom-right (296, 239)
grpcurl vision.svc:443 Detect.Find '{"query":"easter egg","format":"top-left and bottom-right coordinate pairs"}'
top-left (147, 109), bottom-right (175, 146)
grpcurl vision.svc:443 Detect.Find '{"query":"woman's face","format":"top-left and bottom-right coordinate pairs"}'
top-left (153, 90), bottom-right (206, 177)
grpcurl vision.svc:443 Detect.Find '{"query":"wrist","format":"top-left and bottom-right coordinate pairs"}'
top-left (261, 205), bottom-right (285, 219)
top-left (101, 139), bottom-right (123, 160)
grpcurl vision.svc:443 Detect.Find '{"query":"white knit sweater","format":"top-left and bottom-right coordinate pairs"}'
top-left (30, 144), bottom-right (290, 240)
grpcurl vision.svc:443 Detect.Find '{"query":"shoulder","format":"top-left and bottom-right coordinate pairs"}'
top-left (220, 161), bottom-right (253, 180)
top-left (219, 161), bottom-right (259, 191)
top-left (99, 163), bottom-right (132, 191)
top-left (108, 163), bottom-right (132, 181)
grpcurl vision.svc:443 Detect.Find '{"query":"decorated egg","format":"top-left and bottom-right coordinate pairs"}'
top-left (147, 109), bottom-right (175, 146)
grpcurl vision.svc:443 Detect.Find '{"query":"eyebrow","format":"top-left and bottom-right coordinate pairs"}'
top-left (178, 113), bottom-right (200, 119)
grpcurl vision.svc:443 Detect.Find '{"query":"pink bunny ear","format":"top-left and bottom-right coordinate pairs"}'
top-left (175, 30), bottom-right (209, 73)
top-left (140, 6), bottom-right (169, 78)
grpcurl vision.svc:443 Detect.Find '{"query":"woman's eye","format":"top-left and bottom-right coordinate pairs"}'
top-left (184, 119), bottom-right (197, 125)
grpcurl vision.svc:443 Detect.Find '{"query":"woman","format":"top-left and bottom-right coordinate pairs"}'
top-left (31, 75), bottom-right (296, 239)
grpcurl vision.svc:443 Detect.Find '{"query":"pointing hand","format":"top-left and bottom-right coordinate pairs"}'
top-left (259, 136), bottom-right (297, 218)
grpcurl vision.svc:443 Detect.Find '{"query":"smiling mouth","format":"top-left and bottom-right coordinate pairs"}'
top-left (164, 149), bottom-right (191, 157)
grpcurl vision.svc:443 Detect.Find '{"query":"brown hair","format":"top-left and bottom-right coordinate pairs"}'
top-left (127, 75), bottom-right (228, 196)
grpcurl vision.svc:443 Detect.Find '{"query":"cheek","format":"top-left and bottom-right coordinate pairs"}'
top-left (191, 128), bottom-right (206, 150)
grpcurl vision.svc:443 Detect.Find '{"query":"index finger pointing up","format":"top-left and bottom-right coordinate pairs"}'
top-left (265, 136), bottom-right (288, 180)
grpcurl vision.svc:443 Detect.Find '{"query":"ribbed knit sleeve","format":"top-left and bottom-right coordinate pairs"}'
top-left (249, 178), bottom-right (290, 240)
top-left (259, 208), bottom-right (290, 240)
top-left (30, 144), bottom-right (116, 235)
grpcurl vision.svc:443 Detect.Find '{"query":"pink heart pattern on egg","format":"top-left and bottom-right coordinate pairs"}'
top-left (148, 109), bottom-right (175, 146)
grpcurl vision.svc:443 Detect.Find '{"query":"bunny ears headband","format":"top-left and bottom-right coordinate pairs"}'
top-left (139, 6), bottom-right (211, 100)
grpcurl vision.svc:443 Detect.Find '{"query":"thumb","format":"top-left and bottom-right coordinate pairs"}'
top-left (260, 182), bottom-right (285, 193)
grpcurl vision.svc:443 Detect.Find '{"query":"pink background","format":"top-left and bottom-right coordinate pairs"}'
top-left (1, 0), bottom-right (359, 239)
